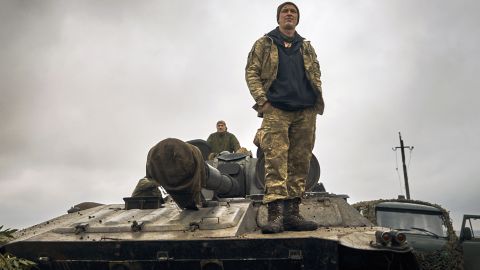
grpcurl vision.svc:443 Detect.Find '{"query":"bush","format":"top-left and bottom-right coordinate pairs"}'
top-left (0, 226), bottom-right (37, 269)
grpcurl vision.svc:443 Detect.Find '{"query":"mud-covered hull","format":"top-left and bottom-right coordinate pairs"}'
top-left (2, 197), bottom-right (419, 270)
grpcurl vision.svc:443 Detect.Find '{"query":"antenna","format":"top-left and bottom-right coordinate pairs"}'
top-left (392, 132), bottom-right (414, 199)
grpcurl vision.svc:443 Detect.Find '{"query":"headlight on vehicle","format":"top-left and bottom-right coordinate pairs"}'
top-left (375, 230), bottom-right (392, 246)
top-left (375, 230), bottom-right (407, 247)
top-left (391, 231), bottom-right (406, 245)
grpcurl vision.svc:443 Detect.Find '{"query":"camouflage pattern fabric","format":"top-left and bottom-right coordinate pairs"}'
top-left (236, 147), bottom-right (252, 157)
top-left (206, 131), bottom-right (240, 157)
top-left (67, 202), bottom-right (104, 213)
top-left (245, 35), bottom-right (325, 117)
top-left (131, 177), bottom-right (162, 197)
top-left (414, 243), bottom-right (464, 270)
top-left (256, 106), bottom-right (317, 203)
top-left (208, 147), bottom-right (252, 160)
top-left (353, 199), bottom-right (464, 270)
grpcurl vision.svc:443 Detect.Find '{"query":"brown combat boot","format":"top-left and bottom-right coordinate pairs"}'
top-left (261, 200), bottom-right (284, 234)
top-left (284, 198), bottom-right (318, 231)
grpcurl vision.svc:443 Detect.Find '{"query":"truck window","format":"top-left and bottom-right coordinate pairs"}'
top-left (376, 209), bottom-right (447, 237)
top-left (461, 215), bottom-right (480, 270)
top-left (463, 216), bottom-right (480, 240)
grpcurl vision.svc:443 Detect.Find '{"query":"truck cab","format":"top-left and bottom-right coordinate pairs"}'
top-left (353, 199), bottom-right (464, 269)
top-left (374, 202), bottom-right (448, 252)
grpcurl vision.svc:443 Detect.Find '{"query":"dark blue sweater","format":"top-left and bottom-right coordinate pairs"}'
top-left (266, 27), bottom-right (317, 111)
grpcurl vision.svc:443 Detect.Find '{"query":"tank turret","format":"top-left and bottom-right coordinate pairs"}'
top-left (145, 138), bottom-right (321, 209)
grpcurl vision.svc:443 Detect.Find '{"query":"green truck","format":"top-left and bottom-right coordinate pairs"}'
top-left (354, 199), bottom-right (479, 270)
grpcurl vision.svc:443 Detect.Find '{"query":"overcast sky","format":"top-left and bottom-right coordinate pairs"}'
top-left (1, 0), bottom-right (479, 231)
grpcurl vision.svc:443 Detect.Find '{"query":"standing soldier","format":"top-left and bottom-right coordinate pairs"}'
top-left (245, 2), bottom-right (325, 233)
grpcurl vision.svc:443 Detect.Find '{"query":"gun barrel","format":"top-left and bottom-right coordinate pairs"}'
top-left (205, 163), bottom-right (239, 195)
top-left (146, 138), bottom-right (240, 209)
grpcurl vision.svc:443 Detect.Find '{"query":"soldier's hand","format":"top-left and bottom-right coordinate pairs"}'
top-left (260, 102), bottom-right (272, 113)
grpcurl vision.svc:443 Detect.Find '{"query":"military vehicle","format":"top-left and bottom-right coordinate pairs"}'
top-left (353, 199), bottom-right (480, 270)
top-left (1, 138), bottom-right (421, 270)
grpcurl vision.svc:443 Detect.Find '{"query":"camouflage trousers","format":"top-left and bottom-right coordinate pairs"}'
top-left (255, 106), bottom-right (317, 203)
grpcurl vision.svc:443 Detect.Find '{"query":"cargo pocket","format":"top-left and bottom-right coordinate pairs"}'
top-left (253, 128), bottom-right (264, 147)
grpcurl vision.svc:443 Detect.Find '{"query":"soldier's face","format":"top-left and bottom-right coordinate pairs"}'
top-left (278, 4), bottom-right (298, 30)
top-left (216, 123), bottom-right (226, 133)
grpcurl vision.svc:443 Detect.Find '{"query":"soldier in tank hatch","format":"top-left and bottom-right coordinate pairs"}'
top-left (206, 120), bottom-right (241, 159)
top-left (245, 2), bottom-right (325, 233)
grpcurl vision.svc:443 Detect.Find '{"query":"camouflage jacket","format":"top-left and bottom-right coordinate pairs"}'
top-left (245, 35), bottom-right (324, 116)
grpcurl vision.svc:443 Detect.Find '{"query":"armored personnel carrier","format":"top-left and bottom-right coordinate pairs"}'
top-left (1, 138), bottom-right (420, 270)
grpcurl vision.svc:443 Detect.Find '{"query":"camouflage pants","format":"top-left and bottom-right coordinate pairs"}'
top-left (255, 106), bottom-right (317, 203)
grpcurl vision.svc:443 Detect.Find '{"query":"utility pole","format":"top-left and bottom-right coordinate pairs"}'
top-left (393, 132), bottom-right (414, 199)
